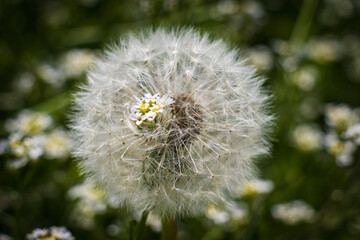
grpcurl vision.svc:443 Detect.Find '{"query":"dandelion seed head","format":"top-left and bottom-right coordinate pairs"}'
top-left (70, 28), bottom-right (273, 218)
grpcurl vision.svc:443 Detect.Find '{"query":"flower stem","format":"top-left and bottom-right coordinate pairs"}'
top-left (32, 92), bottom-right (71, 113)
top-left (135, 210), bottom-right (149, 240)
top-left (290, 0), bottom-right (320, 45)
top-left (161, 218), bottom-right (177, 240)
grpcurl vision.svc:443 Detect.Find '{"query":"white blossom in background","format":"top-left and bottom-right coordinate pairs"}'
top-left (44, 129), bottom-right (70, 159)
top-left (36, 64), bottom-right (65, 87)
top-left (292, 124), bottom-right (322, 152)
top-left (1, 111), bottom-right (72, 169)
top-left (71, 28), bottom-right (273, 218)
top-left (273, 40), bottom-right (302, 72)
top-left (13, 72), bottom-right (35, 94)
top-left (346, 124), bottom-right (360, 145)
top-left (325, 133), bottom-right (356, 167)
top-left (325, 104), bottom-right (359, 131)
top-left (26, 226), bottom-right (74, 240)
top-left (132, 211), bottom-right (163, 232)
top-left (271, 200), bottom-right (315, 225)
top-left (322, 104), bottom-right (360, 166)
top-left (60, 49), bottom-right (94, 78)
top-left (290, 66), bottom-right (318, 91)
top-left (240, 179), bottom-right (274, 197)
top-left (23, 135), bottom-right (46, 160)
top-left (247, 46), bottom-right (273, 72)
top-left (206, 205), bottom-right (230, 224)
top-left (67, 182), bottom-right (107, 229)
top-left (306, 38), bottom-right (342, 63)
top-left (5, 110), bottom-right (52, 135)
top-left (228, 201), bottom-right (248, 224)
top-left (5, 133), bottom-right (46, 169)
top-left (206, 202), bottom-right (248, 225)
top-left (146, 214), bottom-right (162, 232)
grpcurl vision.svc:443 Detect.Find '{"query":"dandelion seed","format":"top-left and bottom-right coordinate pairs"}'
top-left (70, 28), bottom-right (273, 218)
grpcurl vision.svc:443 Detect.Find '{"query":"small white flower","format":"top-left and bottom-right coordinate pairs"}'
top-left (291, 66), bottom-right (318, 91)
top-left (324, 133), bottom-right (343, 155)
top-left (43, 129), bottom-right (70, 159)
top-left (271, 200), bottom-right (315, 225)
top-left (130, 112), bottom-right (142, 121)
top-left (206, 205), bottom-right (230, 224)
top-left (8, 133), bottom-right (45, 161)
top-left (247, 46), bottom-right (273, 72)
top-left (50, 227), bottom-right (75, 240)
top-left (8, 133), bottom-right (27, 157)
top-left (23, 135), bottom-right (46, 160)
top-left (293, 124), bottom-right (322, 152)
top-left (36, 64), bottom-right (65, 87)
top-left (241, 179), bottom-right (274, 196)
top-left (306, 38), bottom-right (342, 63)
top-left (130, 93), bottom-right (173, 128)
top-left (206, 202), bottom-right (248, 225)
top-left (146, 214), bottom-right (162, 232)
top-left (325, 104), bottom-right (359, 131)
top-left (5, 110), bottom-right (52, 135)
top-left (345, 124), bottom-right (360, 145)
top-left (60, 49), bottom-right (94, 78)
top-left (228, 202), bottom-right (248, 223)
top-left (144, 93), bottom-right (159, 104)
top-left (26, 226), bottom-right (74, 240)
top-left (68, 182), bottom-right (107, 229)
top-left (14, 72), bottom-right (35, 93)
top-left (335, 141), bottom-right (356, 167)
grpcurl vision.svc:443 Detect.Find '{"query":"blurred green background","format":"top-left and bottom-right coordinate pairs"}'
top-left (1, 0), bottom-right (360, 239)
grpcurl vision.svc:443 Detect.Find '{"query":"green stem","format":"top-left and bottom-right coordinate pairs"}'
top-left (290, 0), bottom-right (320, 45)
top-left (129, 219), bottom-right (137, 240)
top-left (31, 92), bottom-right (71, 113)
top-left (161, 218), bottom-right (177, 240)
top-left (135, 210), bottom-right (149, 240)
